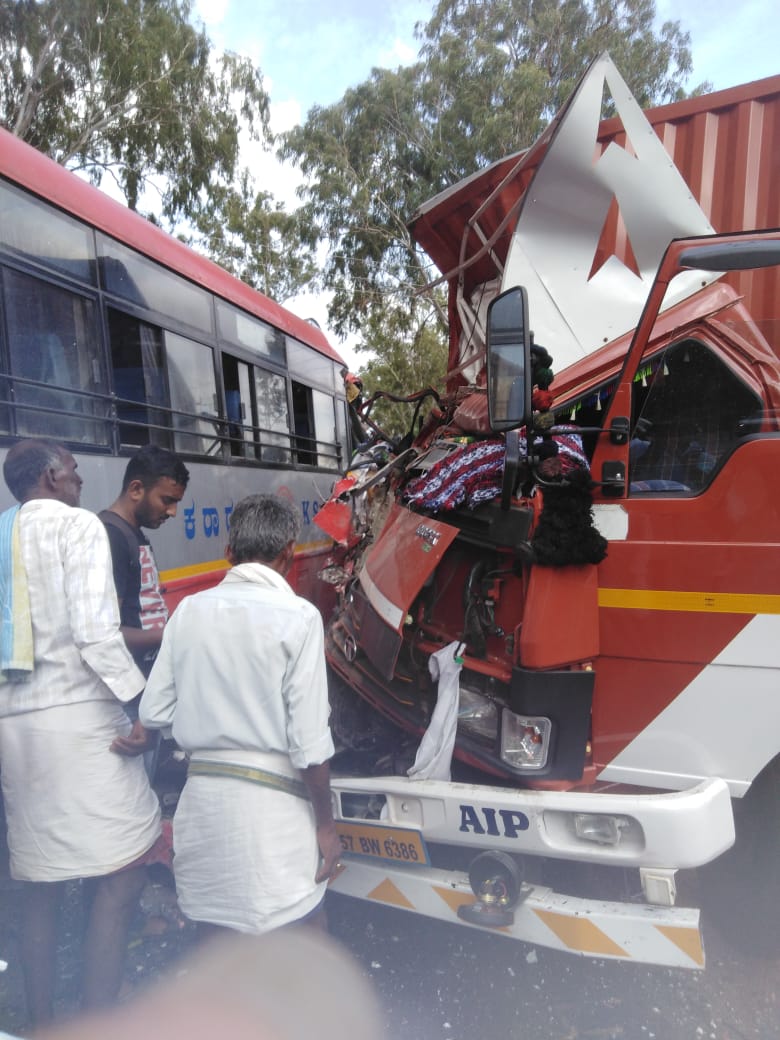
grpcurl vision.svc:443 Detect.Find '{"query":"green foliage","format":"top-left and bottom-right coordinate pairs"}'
top-left (419, 0), bottom-right (703, 168)
top-left (183, 169), bottom-right (317, 302)
top-left (281, 0), bottom-right (703, 363)
top-left (280, 64), bottom-right (448, 338)
top-left (0, 0), bottom-right (270, 222)
top-left (354, 296), bottom-right (448, 441)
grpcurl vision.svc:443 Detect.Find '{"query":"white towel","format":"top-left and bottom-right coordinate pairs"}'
top-left (407, 640), bottom-right (464, 781)
top-left (0, 505), bottom-right (33, 682)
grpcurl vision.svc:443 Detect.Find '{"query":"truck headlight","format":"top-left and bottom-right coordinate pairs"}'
top-left (500, 710), bottom-right (551, 770)
top-left (457, 688), bottom-right (498, 743)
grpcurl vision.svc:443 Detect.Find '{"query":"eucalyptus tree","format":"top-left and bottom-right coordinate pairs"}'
top-left (0, 0), bottom-right (270, 222)
top-left (184, 169), bottom-right (318, 302)
top-left (351, 294), bottom-right (449, 441)
top-left (281, 0), bottom-right (703, 367)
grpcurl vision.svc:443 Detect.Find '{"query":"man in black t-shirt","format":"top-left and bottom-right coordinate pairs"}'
top-left (100, 445), bottom-right (189, 764)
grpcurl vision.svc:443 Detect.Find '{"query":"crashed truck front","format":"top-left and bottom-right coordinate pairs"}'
top-left (316, 53), bottom-right (777, 784)
top-left (314, 56), bottom-right (780, 968)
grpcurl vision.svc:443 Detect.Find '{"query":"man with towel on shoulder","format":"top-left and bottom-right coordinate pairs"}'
top-left (0, 439), bottom-right (161, 1029)
top-left (140, 493), bottom-right (343, 936)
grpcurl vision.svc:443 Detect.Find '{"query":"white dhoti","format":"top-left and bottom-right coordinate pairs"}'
top-left (173, 749), bottom-right (326, 934)
top-left (0, 700), bottom-right (161, 881)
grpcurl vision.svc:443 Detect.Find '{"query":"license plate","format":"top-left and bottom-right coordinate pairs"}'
top-left (336, 820), bottom-right (429, 865)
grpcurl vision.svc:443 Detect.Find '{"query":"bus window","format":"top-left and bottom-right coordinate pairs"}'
top-left (222, 353), bottom-right (255, 458)
top-left (0, 180), bottom-right (96, 286)
top-left (216, 300), bottom-right (286, 366)
top-left (311, 388), bottom-right (339, 471)
top-left (287, 338), bottom-right (337, 392)
top-left (2, 268), bottom-right (108, 443)
top-left (107, 308), bottom-right (169, 449)
top-left (254, 367), bottom-right (292, 464)
top-left (165, 333), bottom-right (220, 456)
top-left (335, 398), bottom-right (350, 469)
top-left (291, 382), bottom-right (340, 469)
top-left (99, 235), bottom-right (213, 335)
top-left (292, 381), bottom-right (316, 466)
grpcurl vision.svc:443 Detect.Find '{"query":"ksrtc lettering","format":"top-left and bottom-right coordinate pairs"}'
top-left (299, 500), bottom-right (321, 525)
top-left (203, 507), bottom-right (220, 537)
top-left (184, 503), bottom-right (196, 540)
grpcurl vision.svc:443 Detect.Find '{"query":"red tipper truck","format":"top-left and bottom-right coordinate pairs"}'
top-left (321, 54), bottom-right (780, 969)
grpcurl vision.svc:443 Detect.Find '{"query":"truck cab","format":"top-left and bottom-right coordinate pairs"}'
top-left (319, 56), bottom-right (780, 967)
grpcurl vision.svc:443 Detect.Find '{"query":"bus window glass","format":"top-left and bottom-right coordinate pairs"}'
top-left (0, 181), bottom-right (96, 285)
top-left (216, 301), bottom-right (286, 365)
top-left (292, 381), bottom-right (315, 465)
top-left (311, 388), bottom-right (338, 470)
top-left (107, 308), bottom-right (169, 449)
top-left (165, 333), bottom-right (220, 456)
top-left (335, 398), bottom-right (350, 469)
top-left (99, 236), bottom-right (212, 335)
top-left (254, 368), bottom-right (291, 464)
top-left (222, 353), bottom-right (256, 458)
top-left (287, 339), bottom-right (336, 392)
top-left (2, 269), bottom-right (107, 443)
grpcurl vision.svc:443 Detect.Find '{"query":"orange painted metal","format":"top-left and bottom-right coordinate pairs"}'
top-left (361, 505), bottom-right (459, 632)
top-left (519, 563), bottom-right (600, 669)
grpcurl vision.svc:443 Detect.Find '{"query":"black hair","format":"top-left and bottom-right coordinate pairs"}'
top-left (121, 444), bottom-right (190, 493)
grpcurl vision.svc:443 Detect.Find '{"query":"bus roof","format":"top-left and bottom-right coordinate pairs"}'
top-left (0, 126), bottom-right (345, 367)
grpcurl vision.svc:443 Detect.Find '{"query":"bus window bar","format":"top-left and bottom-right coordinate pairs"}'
top-left (0, 376), bottom-right (113, 445)
top-left (0, 372), bottom-right (114, 405)
top-left (0, 376), bottom-right (342, 466)
top-left (216, 411), bottom-right (341, 467)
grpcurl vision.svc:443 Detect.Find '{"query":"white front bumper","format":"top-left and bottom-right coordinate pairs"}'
top-left (331, 774), bottom-right (735, 870)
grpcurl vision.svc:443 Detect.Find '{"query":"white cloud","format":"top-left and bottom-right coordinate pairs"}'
top-left (193, 0), bottom-right (230, 29)
top-left (269, 98), bottom-right (303, 135)
top-left (377, 37), bottom-right (418, 69)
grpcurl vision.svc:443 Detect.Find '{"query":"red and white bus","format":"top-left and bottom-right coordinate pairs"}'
top-left (0, 126), bottom-right (349, 611)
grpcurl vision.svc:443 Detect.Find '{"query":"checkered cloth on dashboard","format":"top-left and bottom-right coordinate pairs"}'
top-left (402, 428), bottom-right (589, 513)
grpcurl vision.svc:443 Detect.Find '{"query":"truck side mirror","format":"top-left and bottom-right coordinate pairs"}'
top-left (486, 286), bottom-right (532, 432)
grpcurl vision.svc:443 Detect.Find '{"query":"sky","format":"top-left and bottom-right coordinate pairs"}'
top-left (192, 0), bottom-right (778, 368)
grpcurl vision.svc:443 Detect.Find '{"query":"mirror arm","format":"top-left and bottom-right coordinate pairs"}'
top-left (501, 430), bottom-right (521, 511)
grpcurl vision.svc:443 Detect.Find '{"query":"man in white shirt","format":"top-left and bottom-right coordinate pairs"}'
top-left (0, 439), bottom-right (161, 1029)
top-left (140, 493), bottom-right (342, 935)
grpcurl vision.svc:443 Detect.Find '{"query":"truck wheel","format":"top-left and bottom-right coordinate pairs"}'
top-left (699, 756), bottom-right (780, 957)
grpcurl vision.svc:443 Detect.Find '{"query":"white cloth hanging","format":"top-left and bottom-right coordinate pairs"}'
top-left (407, 640), bottom-right (464, 781)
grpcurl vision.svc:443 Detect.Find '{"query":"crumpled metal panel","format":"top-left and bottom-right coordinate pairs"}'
top-left (410, 55), bottom-right (780, 382)
top-left (502, 54), bottom-right (715, 369)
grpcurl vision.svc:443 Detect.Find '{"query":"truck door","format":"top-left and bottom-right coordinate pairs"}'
top-left (586, 291), bottom-right (780, 793)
